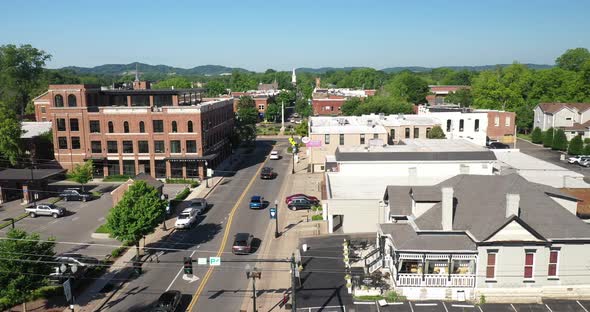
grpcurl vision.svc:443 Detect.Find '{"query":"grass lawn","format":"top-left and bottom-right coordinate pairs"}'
top-left (94, 223), bottom-right (110, 234)
top-left (517, 133), bottom-right (532, 141)
top-left (103, 175), bottom-right (131, 182)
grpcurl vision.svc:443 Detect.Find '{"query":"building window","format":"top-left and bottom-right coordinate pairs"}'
top-left (339, 134), bottom-right (344, 145)
top-left (565, 117), bottom-right (572, 121)
top-left (155, 160), bottom-right (166, 178)
top-left (258, 104), bottom-right (265, 110)
top-left (91, 141), bottom-right (102, 153)
top-left (154, 141), bottom-right (165, 153)
top-left (171, 121), bottom-right (178, 133)
top-left (67, 94), bottom-right (77, 107)
top-left (57, 118), bottom-right (66, 131)
top-left (71, 137), bottom-right (80, 149)
top-left (360, 134), bottom-right (365, 145)
top-left (188, 121), bottom-right (194, 133)
top-left (548, 249), bottom-right (559, 278)
top-left (123, 121), bottom-right (130, 133)
top-left (426, 128), bottom-right (431, 137)
top-left (139, 121), bottom-right (145, 133)
top-left (505, 116), bottom-right (511, 127)
top-left (108, 121), bottom-right (114, 133)
top-left (54, 95), bottom-right (64, 107)
top-left (138, 140), bottom-right (149, 153)
top-left (89, 120), bottom-right (100, 133)
top-left (58, 137), bottom-right (67, 149)
top-left (41, 106), bottom-right (46, 113)
top-left (485, 252), bottom-right (497, 280)
top-left (405, 128), bottom-right (410, 139)
top-left (186, 140), bottom-right (197, 153)
top-left (373, 133), bottom-right (378, 139)
top-left (107, 141), bottom-right (118, 153)
top-left (390, 129), bottom-right (395, 140)
top-left (122, 141), bottom-right (133, 153)
top-left (325, 134), bottom-right (330, 144)
top-left (474, 119), bottom-right (480, 132)
top-left (459, 119), bottom-right (464, 132)
top-left (494, 116), bottom-right (500, 127)
top-left (446, 119), bottom-right (452, 132)
top-left (70, 119), bottom-right (79, 131)
top-left (170, 140), bottom-right (181, 153)
top-left (122, 160), bottom-right (135, 176)
top-left (153, 120), bottom-right (164, 133)
top-left (524, 251), bottom-right (535, 279)
top-left (413, 128), bottom-right (419, 138)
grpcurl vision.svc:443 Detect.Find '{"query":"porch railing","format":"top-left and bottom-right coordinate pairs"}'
top-left (396, 273), bottom-right (475, 288)
top-left (364, 248), bottom-right (382, 274)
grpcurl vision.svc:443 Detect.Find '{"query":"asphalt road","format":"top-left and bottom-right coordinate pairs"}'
top-left (102, 138), bottom-right (293, 312)
top-left (516, 138), bottom-right (590, 178)
top-left (0, 185), bottom-right (120, 257)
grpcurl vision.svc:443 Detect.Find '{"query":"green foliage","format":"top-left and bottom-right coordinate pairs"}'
top-left (106, 181), bottom-right (166, 258)
top-left (445, 88), bottom-right (473, 107)
top-left (256, 124), bottom-right (281, 135)
top-left (0, 103), bottom-right (22, 165)
top-left (556, 48), bottom-right (590, 72)
top-left (103, 174), bottom-right (132, 182)
top-left (67, 160), bottom-right (93, 189)
top-left (568, 135), bottom-right (584, 155)
top-left (174, 187), bottom-right (191, 201)
top-left (383, 71), bottom-right (429, 104)
top-left (205, 79), bottom-right (227, 96)
top-left (585, 138), bottom-right (590, 144)
top-left (531, 127), bottom-right (543, 144)
top-left (543, 128), bottom-right (554, 148)
top-left (0, 229), bottom-right (55, 306)
top-left (311, 215), bottom-right (323, 221)
top-left (152, 77), bottom-right (191, 89)
top-left (295, 121), bottom-right (308, 137)
top-left (427, 125), bottom-right (446, 139)
top-left (479, 294), bottom-right (487, 305)
top-left (295, 99), bottom-right (312, 118)
top-left (353, 96), bottom-right (414, 115)
top-left (584, 144), bottom-right (590, 155)
top-left (551, 129), bottom-right (568, 151)
top-left (110, 246), bottom-right (128, 258)
top-left (275, 90), bottom-right (296, 106)
top-left (341, 98), bottom-right (362, 116)
top-left (265, 102), bottom-right (280, 122)
top-left (165, 178), bottom-right (199, 188)
top-left (94, 223), bottom-right (110, 234)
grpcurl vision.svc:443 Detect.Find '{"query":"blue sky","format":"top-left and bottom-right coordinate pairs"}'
top-left (1, 0), bottom-right (589, 71)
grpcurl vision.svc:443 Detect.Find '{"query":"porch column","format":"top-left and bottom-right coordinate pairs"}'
top-left (22, 184), bottom-right (30, 204)
top-left (448, 254), bottom-right (452, 281)
top-left (328, 214), bottom-right (334, 233)
top-left (182, 164), bottom-right (187, 179)
top-left (421, 254), bottom-right (426, 282)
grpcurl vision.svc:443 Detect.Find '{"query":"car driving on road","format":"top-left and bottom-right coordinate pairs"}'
top-left (174, 208), bottom-right (198, 229)
top-left (232, 233), bottom-right (253, 255)
top-left (25, 204), bottom-right (66, 218)
top-left (151, 290), bottom-right (181, 312)
top-left (260, 167), bottom-right (276, 179)
top-left (269, 150), bottom-right (280, 160)
top-left (249, 196), bottom-right (264, 209)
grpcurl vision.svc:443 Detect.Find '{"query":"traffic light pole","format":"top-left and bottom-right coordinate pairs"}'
top-left (291, 253), bottom-right (297, 311)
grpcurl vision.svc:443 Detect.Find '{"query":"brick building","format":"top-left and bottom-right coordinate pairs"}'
top-left (426, 85), bottom-right (470, 106)
top-left (230, 90), bottom-right (280, 115)
top-left (34, 83), bottom-right (234, 179)
top-left (311, 88), bottom-right (375, 116)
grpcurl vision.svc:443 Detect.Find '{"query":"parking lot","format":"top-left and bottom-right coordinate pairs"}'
top-left (517, 138), bottom-right (590, 179)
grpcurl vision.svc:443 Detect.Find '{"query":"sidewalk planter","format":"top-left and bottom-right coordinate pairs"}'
top-left (354, 287), bottom-right (382, 297)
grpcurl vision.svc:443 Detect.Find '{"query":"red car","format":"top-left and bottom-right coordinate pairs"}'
top-left (285, 194), bottom-right (319, 204)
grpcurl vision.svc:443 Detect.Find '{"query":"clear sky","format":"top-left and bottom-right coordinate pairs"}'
top-left (1, 0), bottom-right (589, 72)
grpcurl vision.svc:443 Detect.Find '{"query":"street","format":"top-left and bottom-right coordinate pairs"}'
top-left (102, 138), bottom-right (293, 311)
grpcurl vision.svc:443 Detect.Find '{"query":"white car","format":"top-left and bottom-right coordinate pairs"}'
top-left (175, 208), bottom-right (198, 229)
top-left (189, 198), bottom-right (208, 215)
top-left (270, 150), bottom-right (280, 160)
top-left (568, 155), bottom-right (590, 164)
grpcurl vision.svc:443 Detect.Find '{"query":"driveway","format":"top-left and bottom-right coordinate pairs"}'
top-left (516, 138), bottom-right (590, 179)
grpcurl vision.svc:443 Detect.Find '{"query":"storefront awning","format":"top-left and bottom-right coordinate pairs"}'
top-left (164, 154), bottom-right (218, 162)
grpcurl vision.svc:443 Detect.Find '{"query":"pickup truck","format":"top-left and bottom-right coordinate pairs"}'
top-left (25, 204), bottom-right (66, 218)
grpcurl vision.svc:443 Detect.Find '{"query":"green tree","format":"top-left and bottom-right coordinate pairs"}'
top-left (152, 77), bottom-right (191, 89)
top-left (531, 127), bottom-right (543, 144)
top-left (383, 72), bottom-right (429, 104)
top-left (0, 44), bottom-right (51, 115)
top-left (295, 99), bottom-right (312, 118)
top-left (236, 96), bottom-right (258, 125)
top-left (556, 48), bottom-right (590, 72)
top-left (67, 160), bottom-right (93, 191)
top-left (551, 129), bottom-right (568, 151)
top-left (341, 98), bottom-right (362, 116)
top-left (445, 88), bottom-right (473, 107)
top-left (205, 79), bottom-right (227, 97)
top-left (568, 135), bottom-right (584, 155)
top-left (543, 128), bottom-right (554, 148)
top-left (0, 103), bottom-right (22, 166)
top-left (427, 125), bottom-right (446, 139)
top-left (584, 144), bottom-right (590, 155)
top-left (294, 121), bottom-right (308, 137)
top-left (355, 96), bottom-right (413, 115)
top-left (275, 90), bottom-right (296, 106)
top-left (264, 102), bottom-right (280, 122)
top-left (106, 181), bottom-right (166, 259)
top-left (0, 229), bottom-right (55, 311)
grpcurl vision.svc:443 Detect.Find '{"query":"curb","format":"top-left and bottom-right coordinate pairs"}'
top-left (0, 213), bottom-right (29, 230)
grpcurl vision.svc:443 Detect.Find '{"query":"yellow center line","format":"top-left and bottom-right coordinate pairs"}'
top-left (186, 154), bottom-right (269, 311)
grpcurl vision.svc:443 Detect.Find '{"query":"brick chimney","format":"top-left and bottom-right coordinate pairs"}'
top-left (441, 187), bottom-right (454, 231)
top-left (505, 193), bottom-right (520, 218)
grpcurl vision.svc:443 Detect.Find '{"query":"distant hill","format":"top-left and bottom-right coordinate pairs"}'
top-left (381, 64), bottom-right (553, 73)
top-left (296, 67), bottom-right (366, 74)
top-left (61, 62), bottom-right (251, 76)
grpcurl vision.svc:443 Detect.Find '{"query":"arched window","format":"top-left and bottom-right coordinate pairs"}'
top-left (54, 95), bottom-right (64, 107)
top-left (172, 121), bottom-right (178, 133)
top-left (108, 121), bottom-right (114, 133)
top-left (139, 121), bottom-right (145, 133)
top-left (68, 94), bottom-right (77, 107)
top-left (188, 121), bottom-right (193, 133)
top-left (123, 121), bottom-right (130, 133)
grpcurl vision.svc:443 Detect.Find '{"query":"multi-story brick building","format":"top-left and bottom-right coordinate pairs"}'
top-left (426, 85), bottom-right (470, 106)
top-left (311, 88), bottom-right (376, 116)
top-left (230, 90), bottom-right (280, 116)
top-left (34, 83), bottom-right (234, 179)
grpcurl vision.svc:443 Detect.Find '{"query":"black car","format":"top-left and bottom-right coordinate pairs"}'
top-left (151, 290), bottom-right (181, 312)
top-left (488, 142), bottom-right (510, 149)
top-left (260, 167), bottom-right (276, 179)
top-left (59, 188), bottom-right (93, 202)
top-left (287, 198), bottom-right (314, 211)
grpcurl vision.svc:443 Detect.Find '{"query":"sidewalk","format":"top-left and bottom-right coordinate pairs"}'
top-left (64, 157), bottom-right (236, 312)
top-left (240, 147), bottom-right (326, 312)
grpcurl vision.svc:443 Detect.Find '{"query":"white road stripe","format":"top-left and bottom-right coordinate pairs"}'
top-left (545, 304), bottom-right (553, 312)
top-left (453, 304), bottom-right (475, 308)
top-left (511, 304), bottom-right (518, 312)
top-left (442, 301), bottom-right (449, 312)
top-left (166, 249), bottom-right (196, 292)
top-left (578, 301), bottom-right (589, 312)
top-left (478, 305), bottom-right (484, 312)
top-left (409, 302), bottom-right (414, 312)
top-left (415, 303), bottom-right (437, 306)
top-left (353, 302), bottom-right (374, 305)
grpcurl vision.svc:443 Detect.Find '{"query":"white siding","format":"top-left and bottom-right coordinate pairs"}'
top-left (338, 161), bottom-right (494, 177)
top-left (553, 108), bottom-right (577, 128)
top-left (548, 196), bottom-right (578, 216)
top-left (326, 198), bottom-right (380, 233)
top-left (486, 220), bottom-right (542, 242)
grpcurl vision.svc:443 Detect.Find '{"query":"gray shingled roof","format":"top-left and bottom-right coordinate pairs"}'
top-left (385, 186), bottom-right (412, 215)
top-left (0, 169), bottom-right (66, 181)
top-left (380, 223), bottom-right (476, 251)
top-left (335, 150), bottom-right (496, 162)
top-left (411, 186), bottom-right (442, 202)
top-left (411, 174), bottom-right (590, 241)
top-left (134, 172), bottom-right (164, 190)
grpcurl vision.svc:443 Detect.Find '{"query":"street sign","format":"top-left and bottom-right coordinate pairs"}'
top-left (209, 257), bottom-right (221, 266)
top-left (197, 257), bottom-right (207, 265)
top-left (289, 137), bottom-right (297, 146)
top-left (269, 207), bottom-right (277, 219)
top-left (301, 136), bottom-right (311, 144)
top-left (207, 168), bottom-right (213, 177)
top-left (63, 279), bottom-right (72, 303)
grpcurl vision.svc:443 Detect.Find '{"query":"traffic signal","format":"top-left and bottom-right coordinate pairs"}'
top-left (183, 256), bottom-right (193, 275)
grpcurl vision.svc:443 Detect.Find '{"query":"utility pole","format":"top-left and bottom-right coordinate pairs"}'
top-left (246, 266), bottom-right (261, 312)
top-left (281, 100), bottom-right (285, 133)
top-left (290, 253), bottom-right (297, 311)
top-left (204, 161), bottom-right (209, 188)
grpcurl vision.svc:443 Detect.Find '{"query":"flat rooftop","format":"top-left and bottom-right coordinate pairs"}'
top-left (327, 173), bottom-right (450, 199)
top-left (310, 116), bottom-right (387, 134)
top-left (338, 139), bottom-right (487, 153)
top-left (21, 122), bottom-right (52, 138)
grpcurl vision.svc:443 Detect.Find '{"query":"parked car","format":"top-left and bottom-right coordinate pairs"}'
top-left (25, 204), bottom-right (66, 218)
top-left (174, 208), bottom-right (198, 229)
top-left (580, 158), bottom-right (590, 167)
top-left (55, 253), bottom-right (100, 267)
top-left (287, 198), bottom-right (315, 211)
top-left (570, 155), bottom-right (590, 164)
top-left (232, 233), bottom-right (253, 255)
top-left (151, 290), bottom-right (181, 312)
top-left (59, 188), bottom-right (93, 202)
top-left (285, 194), bottom-right (319, 204)
top-left (488, 142), bottom-right (510, 149)
top-left (249, 196), bottom-right (264, 209)
top-left (189, 198), bottom-right (208, 215)
top-left (260, 167), bottom-right (276, 179)
top-left (270, 150), bottom-right (280, 160)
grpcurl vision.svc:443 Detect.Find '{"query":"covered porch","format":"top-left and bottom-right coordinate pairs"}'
top-left (393, 253), bottom-right (477, 288)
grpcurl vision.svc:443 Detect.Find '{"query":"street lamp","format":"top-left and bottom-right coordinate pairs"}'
top-left (204, 161), bottom-right (209, 188)
top-left (246, 265), bottom-right (261, 312)
top-left (274, 200), bottom-right (280, 238)
top-left (2, 218), bottom-right (15, 230)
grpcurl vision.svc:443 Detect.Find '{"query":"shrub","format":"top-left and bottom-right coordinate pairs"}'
top-left (531, 127), bottom-right (543, 144)
top-left (384, 291), bottom-right (405, 303)
top-left (551, 129), bottom-right (568, 151)
top-left (311, 215), bottom-right (323, 221)
top-left (165, 178), bottom-right (200, 188)
top-left (174, 187), bottom-right (191, 201)
top-left (111, 246), bottom-right (128, 258)
top-left (585, 138), bottom-right (590, 144)
top-left (543, 128), bottom-right (554, 147)
top-left (568, 135), bottom-right (584, 155)
top-left (585, 144), bottom-right (590, 155)
top-left (427, 125), bottom-right (446, 139)
top-left (103, 175), bottom-right (132, 182)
